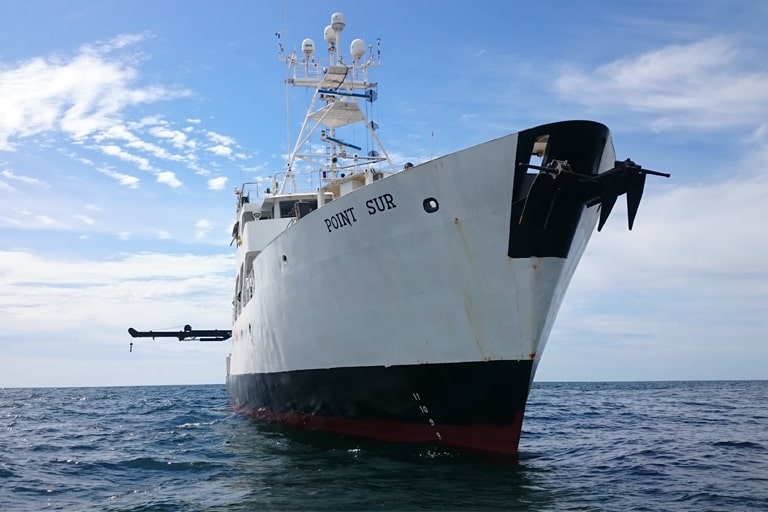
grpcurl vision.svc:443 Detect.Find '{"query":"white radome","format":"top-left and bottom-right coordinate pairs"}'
top-left (350, 39), bottom-right (366, 60)
top-left (302, 38), bottom-right (315, 57)
top-left (323, 25), bottom-right (336, 44)
top-left (331, 12), bottom-right (346, 32)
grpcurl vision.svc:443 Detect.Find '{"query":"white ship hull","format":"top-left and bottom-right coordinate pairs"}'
top-left (227, 121), bottom-right (615, 454)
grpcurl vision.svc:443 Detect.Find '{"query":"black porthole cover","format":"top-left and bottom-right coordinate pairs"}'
top-left (423, 197), bottom-right (439, 213)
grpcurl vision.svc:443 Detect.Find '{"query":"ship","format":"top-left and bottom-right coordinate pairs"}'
top-left (130, 12), bottom-right (668, 456)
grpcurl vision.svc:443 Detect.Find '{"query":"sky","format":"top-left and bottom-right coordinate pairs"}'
top-left (1, 0), bottom-right (767, 387)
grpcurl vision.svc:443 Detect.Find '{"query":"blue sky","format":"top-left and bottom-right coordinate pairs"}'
top-left (1, 1), bottom-right (767, 387)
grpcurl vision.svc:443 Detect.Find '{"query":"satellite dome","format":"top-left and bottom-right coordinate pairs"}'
top-left (331, 12), bottom-right (346, 32)
top-left (350, 39), bottom-right (366, 60)
top-left (323, 25), bottom-right (336, 44)
top-left (301, 38), bottom-right (315, 57)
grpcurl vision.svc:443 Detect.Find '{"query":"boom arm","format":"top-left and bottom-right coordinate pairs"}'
top-left (128, 325), bottom-right (232, 342)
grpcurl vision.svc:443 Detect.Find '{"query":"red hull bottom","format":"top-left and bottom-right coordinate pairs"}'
top-left (236, 407), bottom-right (526, 456)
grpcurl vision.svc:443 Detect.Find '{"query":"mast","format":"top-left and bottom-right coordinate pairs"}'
top-left (275, 12), bottom-right (394, 195)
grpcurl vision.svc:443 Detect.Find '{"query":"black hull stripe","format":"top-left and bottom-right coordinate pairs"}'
top-left (228, 360), bottom-right (534, 454)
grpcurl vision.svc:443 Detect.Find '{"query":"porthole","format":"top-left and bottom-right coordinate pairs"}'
top-left (423, 197), bottom-right (439, 213)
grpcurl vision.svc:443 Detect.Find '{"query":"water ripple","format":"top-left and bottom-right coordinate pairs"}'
top-left (1, 382), bottom-right (767, 511)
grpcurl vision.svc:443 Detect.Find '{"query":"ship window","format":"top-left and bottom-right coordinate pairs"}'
top-left (279, 199), bottom-right (318, 218)
top-left (241, 211), bottom-right (258, 225)
top-left (529, 134), bottom-right (549, 171)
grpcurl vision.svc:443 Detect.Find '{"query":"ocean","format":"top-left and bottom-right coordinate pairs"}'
top-left (1, 381), bottom-right (766, 511)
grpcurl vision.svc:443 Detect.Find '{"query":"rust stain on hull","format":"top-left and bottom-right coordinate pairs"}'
top-left (455, 216), bottom-right (488, 360)
top-left (463, 293), bottom-right (487, 360)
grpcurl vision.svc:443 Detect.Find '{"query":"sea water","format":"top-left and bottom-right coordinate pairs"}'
top-left (1, 381), bottom-right (766, 511)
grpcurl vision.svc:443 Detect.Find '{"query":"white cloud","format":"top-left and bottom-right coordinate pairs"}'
top-left (0, 249), bottom-right (232, 387)
top-left (97, 167), bottom-right (140, 188)
top-left (35, 215), bottom-right (55, 225)
top-left (99, 144), bottom-right (152, 171)
top-left (1, 169), bottom-right (46, 186)
top-left (206, 131), bottom-right (235, 146)
top-left (135, 116), bottom-right (165, 127)
top-left (5, 207), bottom-right (59, 227)
top-left (156, 170), bottom-right (182, 188)
top-left (555, 37), bottom-right (768, 131)
top-left (126, 138), bottom-right (185, 161)
top-left (195, 218), bottom-right (211, 239)
top-left (0, 35), bottom-right (255, 207)
top-left (573, 175), bottom-right (768, 295)
top-left (85, 33), bottom-right (149, 54)
top-left (205, 130), bottom-right (236, 157)
top-left (538, 136), bottom-right (768, 381)
top-left (0, 34), bottom-right (188, 150)
top-left (92, 123), bottom-right (138, 143)
top-left (207, 144), bottom-right (233, 157)
top-left (207, 176), bottom-right (228, 190)
top-left (73, 213), bottom-right (95, 225)
top-left (190, 163), bottom-right (210, 176)
top-left (149, 125), bottom-right (195, 149)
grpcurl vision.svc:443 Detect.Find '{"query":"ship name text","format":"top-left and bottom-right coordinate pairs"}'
top-left (324, 207), bottom-right (358, 232)
top-left (323, 193), bottom-right (397, 233)
top-left (365, 193), bottom-right (397, 215)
